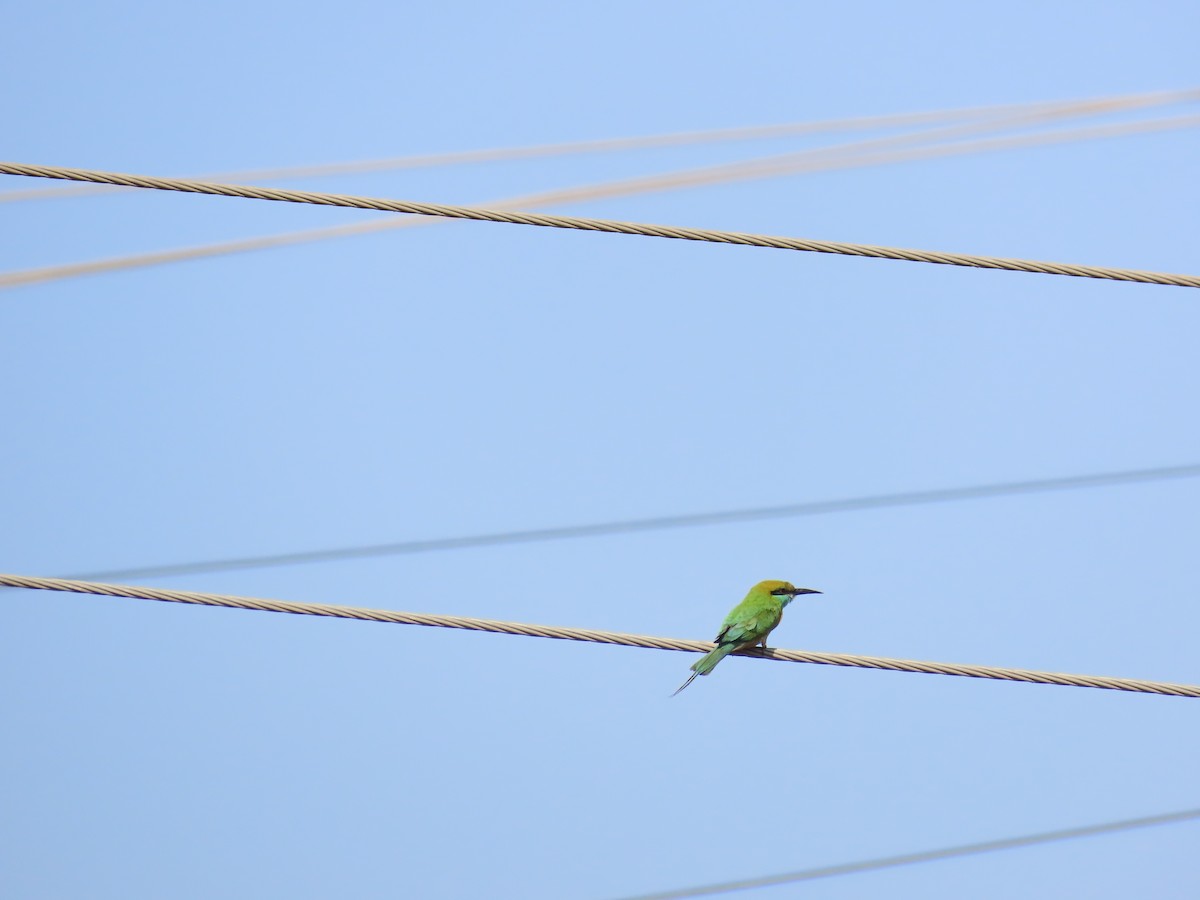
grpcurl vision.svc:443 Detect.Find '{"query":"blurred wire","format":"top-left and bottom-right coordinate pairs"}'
top-left (3, 87), bottom-right (1194, 204)
top-left (610, 807), bottom-right (1200, 899)
top-left (61, 463), bottom-right (1200, 582)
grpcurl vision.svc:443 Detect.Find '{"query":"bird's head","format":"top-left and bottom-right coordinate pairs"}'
top-left (759, 580), bottom-right (822, 607)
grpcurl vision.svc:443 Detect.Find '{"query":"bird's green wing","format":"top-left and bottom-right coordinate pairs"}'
top-left (715, 596), bottom-right (781, 647)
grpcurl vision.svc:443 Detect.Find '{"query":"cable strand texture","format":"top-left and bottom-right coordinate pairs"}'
top-left (3, 574), bottom-right (1197, 697)
top-left (2, 162), bottom-right (1198, 288)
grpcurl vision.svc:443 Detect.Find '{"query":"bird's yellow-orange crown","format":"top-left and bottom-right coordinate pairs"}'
top-left (755, 579), bottom-right (797, 593)
top-left (751, 580), bottom-right (822, 601)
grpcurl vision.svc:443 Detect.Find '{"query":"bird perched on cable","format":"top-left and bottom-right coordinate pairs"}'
top-left (673, 580), bottom-right (821, 696)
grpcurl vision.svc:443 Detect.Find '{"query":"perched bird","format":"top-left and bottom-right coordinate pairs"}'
top-left (673, 580), bottom-right (821, 696)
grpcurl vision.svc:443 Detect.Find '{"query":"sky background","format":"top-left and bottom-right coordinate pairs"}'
top-left (2, 2), bottom-right (1199, 898)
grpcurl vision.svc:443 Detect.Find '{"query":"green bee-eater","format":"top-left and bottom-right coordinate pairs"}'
top-left (673, 580), bottom-right (821, 696)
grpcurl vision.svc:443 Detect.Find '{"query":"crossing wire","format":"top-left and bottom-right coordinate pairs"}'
top-left (9, 113), bottom-right (1198, 292)
top-left (3, 161), bottom-right (1198, 288)
top-left (3, 574), bottom-right (1198, 698)
top-left (610, 807), bottom-right (1200, 899)
top-left (62, 462), bottom-right (1200, 583)
top-left (8, 110), bottom-right (1198, 292)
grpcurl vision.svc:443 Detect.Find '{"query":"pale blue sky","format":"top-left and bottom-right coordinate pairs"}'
top-left (3, 2), bottom-right (1199, 898)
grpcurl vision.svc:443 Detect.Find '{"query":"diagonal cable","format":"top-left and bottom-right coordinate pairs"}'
top-left (3, 159), bottom-right (1198, 287)
top-left (61, 463), bottom-right (1200, 583)
top-left (609, 808), bottom-right (1200, 899)
top-left (2, 574), bottom-right (1197, 697)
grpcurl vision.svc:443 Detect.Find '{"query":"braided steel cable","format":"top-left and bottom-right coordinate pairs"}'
top-left (3, 574), bottom-right (1197, 697)
top-left (2, 161), bottom-right (1198, 288)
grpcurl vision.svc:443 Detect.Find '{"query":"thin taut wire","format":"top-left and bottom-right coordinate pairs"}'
top-left (2, 160), bottom-right (1199, 287)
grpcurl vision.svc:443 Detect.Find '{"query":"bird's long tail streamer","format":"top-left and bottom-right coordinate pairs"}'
top-left (672, 644), bottom-right (737, 696)
top-left (672, 671), bottom-right (702, 697)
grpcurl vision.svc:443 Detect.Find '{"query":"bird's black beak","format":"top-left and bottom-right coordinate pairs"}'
top-left (793, 588), bottom-right (822, 596)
